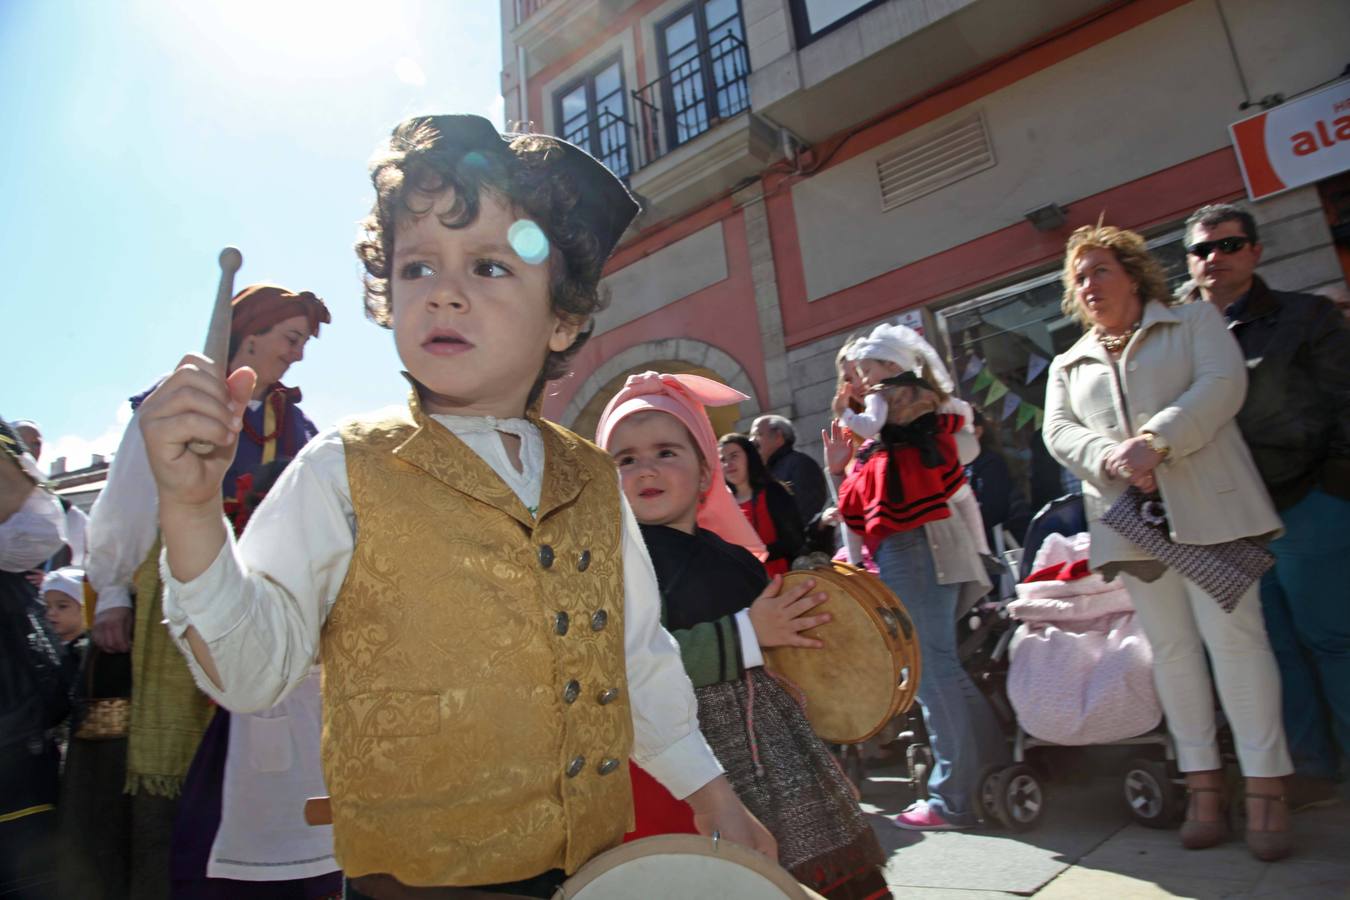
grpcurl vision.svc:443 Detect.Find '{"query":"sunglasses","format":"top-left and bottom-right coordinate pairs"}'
top-left (1186, 236), bottom-right (1251, 258)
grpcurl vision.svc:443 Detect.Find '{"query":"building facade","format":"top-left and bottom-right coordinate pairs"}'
top-left (501, 0), bottom-right (1350, 510)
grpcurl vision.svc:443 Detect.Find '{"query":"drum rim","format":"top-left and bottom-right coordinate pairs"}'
top-left (826, 565), bottom-right (923, 724)
top-left (558, 834), bottom-right (808, 899)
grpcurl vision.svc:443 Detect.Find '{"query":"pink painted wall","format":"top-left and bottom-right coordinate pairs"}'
top-left (543, 209), bottom-right (771, 419)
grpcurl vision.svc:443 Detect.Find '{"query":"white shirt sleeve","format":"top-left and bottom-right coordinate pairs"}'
top-left (0, 483), bottom-right (67, 571)
top-left (840, 392), bottom-right (887, 439)
top-left (64, 505), bottom-right (89, 568)
top-left (85, 411), bottom-right (160, 615)
top-left (618, 486), bottom-right (724, 799)
top-left (161, 428), bottom-right (354, 713)
top-left (733, 609), bottom-right (764, 669)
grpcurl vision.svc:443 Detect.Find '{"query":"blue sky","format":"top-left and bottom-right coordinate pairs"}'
top-left (0, 0), bottom-right (504, 469)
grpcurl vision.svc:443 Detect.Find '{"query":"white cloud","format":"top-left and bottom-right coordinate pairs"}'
top-left (43, 401), bottom-right (131, 473)
top-left (395, 56), bottom-right (427, 87)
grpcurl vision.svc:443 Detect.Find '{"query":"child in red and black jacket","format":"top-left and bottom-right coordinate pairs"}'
top-left (826, 371), bottom-right (1003, 833)
top-left (837, 373), bottom-right (967, 549)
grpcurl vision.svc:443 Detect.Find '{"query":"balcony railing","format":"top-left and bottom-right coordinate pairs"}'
top-left (554, 34), bottom-right (753, 185)
top-left (633, 33), bottom-right (751, 166)
top-left (561, 108), bottom-right (636, 180)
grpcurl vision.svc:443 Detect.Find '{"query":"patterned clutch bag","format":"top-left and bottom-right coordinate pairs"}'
top-left (1100, 486), bottom-right (1274, 612)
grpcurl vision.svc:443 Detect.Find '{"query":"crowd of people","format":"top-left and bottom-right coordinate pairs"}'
top-left (1, 108), bottom-right (1346, 900)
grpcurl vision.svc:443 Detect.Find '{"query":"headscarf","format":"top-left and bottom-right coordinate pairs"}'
top-left (847, 321), bottom-right (955, 393)
top-left (41, 566), bottom-right (85, 604)
top-left (596, 372), bottom-right (766, 558)
top-left (229, 284), bottom-right (331, 360)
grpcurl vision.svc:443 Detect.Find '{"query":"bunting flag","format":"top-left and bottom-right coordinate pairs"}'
top-left (955, 350), bottom-right (1049, 431)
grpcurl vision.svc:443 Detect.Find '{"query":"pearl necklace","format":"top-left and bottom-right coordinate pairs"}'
top-left (1096, 320), bottom-right (1141, 354)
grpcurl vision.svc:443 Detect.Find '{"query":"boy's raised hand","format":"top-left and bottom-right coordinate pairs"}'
top-left (139, 355), bottom-right (256, 592)
top-left (139, 354), bottom-right (255, 509)
top-left (748, 574), bottom-right (830, 649)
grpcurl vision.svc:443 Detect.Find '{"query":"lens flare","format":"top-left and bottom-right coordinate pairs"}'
top-left (459, 150), bottom-right (489, 173)
top-left (508, 219), bottom-right (549, 265)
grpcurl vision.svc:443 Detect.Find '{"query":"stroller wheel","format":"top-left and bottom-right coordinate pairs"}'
top-left (976, 765), bottom-right (1009, 827)
top-left (1122, 758), bottom-right (1181, 828)
top-left (998, 764), bottom-right (1045, 832)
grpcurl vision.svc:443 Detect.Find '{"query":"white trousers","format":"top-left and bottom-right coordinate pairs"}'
top-left (1121, 569), bottom-right (1292, 777)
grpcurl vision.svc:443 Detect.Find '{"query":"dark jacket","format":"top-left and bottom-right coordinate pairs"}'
top-left (766, 444), bottom-right (828, 523)
top-left (967, 448), bottom-right (1031, 549)
top-left (750, 481), bottom-right (806, 564)
top-left (1186, 277), bottom-right (1350, 509)
top-left (639, 524), bottom-right (767, 687)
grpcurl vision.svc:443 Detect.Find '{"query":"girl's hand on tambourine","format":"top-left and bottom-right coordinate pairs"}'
top-left (748, 575), bottom-right (830, 649)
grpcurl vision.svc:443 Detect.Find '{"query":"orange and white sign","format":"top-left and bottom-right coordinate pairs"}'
top-left (1230, 80), bottom-right (1350, 201)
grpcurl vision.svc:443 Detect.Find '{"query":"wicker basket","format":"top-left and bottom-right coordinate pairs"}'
top-left (75, 697), bottom-right (130, 740)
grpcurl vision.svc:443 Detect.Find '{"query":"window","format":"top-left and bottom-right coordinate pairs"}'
top-left (788, 0), bottom-right (885, 47)
top-left (555, 58), bottom-right (632, 178)
top-left (655, 0), bottom-right (750, 148)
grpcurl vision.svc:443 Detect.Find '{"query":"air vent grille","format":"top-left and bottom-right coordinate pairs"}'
top-left (877, 112), bottom-right (995, 211)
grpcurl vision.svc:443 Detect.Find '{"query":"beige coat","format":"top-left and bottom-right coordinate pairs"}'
top-left (1044, 300), bottom-right (1282, 568)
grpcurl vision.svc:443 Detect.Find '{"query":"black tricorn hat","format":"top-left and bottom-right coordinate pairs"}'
top-left (398, 114), bottom-right (640, 265)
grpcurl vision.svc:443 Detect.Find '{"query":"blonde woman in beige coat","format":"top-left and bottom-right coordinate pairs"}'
top-left (1043, 224), bottom-right (1292, 861)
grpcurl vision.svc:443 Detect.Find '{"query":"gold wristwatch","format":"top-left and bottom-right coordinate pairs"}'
top-left (1141, 431), bottom-right (1170, 461)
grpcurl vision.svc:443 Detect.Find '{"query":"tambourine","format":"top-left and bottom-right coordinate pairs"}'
top-left (764, 562), bottom-right (921, 744)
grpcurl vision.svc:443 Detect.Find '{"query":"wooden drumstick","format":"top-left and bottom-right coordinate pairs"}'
top-left (187, 247), bottom-right (244, 456)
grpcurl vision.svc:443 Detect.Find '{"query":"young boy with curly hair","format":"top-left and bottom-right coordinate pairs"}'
top-left (137, 115), bottom-right (772, 898)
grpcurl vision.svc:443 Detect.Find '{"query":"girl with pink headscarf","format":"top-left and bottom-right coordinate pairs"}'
top-left (597, 372), bottom-right (890, 900)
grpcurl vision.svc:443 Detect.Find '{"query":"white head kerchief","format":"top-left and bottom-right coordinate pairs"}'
top-left (846, 321), bottom-right (955, 393)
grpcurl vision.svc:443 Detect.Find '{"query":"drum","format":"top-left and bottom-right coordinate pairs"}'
top-left (763, 562), bottom-right (921, 744)
top-left (556, 834), bottom-right (823, 899)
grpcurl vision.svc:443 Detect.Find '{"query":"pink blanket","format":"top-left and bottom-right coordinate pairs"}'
top-left (1005, 533), bottom-right (1162, 745)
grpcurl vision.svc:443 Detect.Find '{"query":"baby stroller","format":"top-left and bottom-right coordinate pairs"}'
top-left (894, 493), bottom-right (1184, 833)
top-left (988, 524), bottom-right (1182, 831)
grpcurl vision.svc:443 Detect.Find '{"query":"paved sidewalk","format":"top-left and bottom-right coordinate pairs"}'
top-left (858, 755), bottom-right (1350, 898)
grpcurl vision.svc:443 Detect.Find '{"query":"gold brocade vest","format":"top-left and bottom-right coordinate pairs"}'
top-left (323, 397), bottom-right (633, 887)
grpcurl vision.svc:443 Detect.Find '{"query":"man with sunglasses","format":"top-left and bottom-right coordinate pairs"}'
top-left (1181, 202), bottom-right (1350, 813)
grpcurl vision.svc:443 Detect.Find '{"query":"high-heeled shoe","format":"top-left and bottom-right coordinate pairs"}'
top-left (1179, 785), bottom-right (1230, 850)
top-left (1245, 791), bottom-right (1291, 862)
